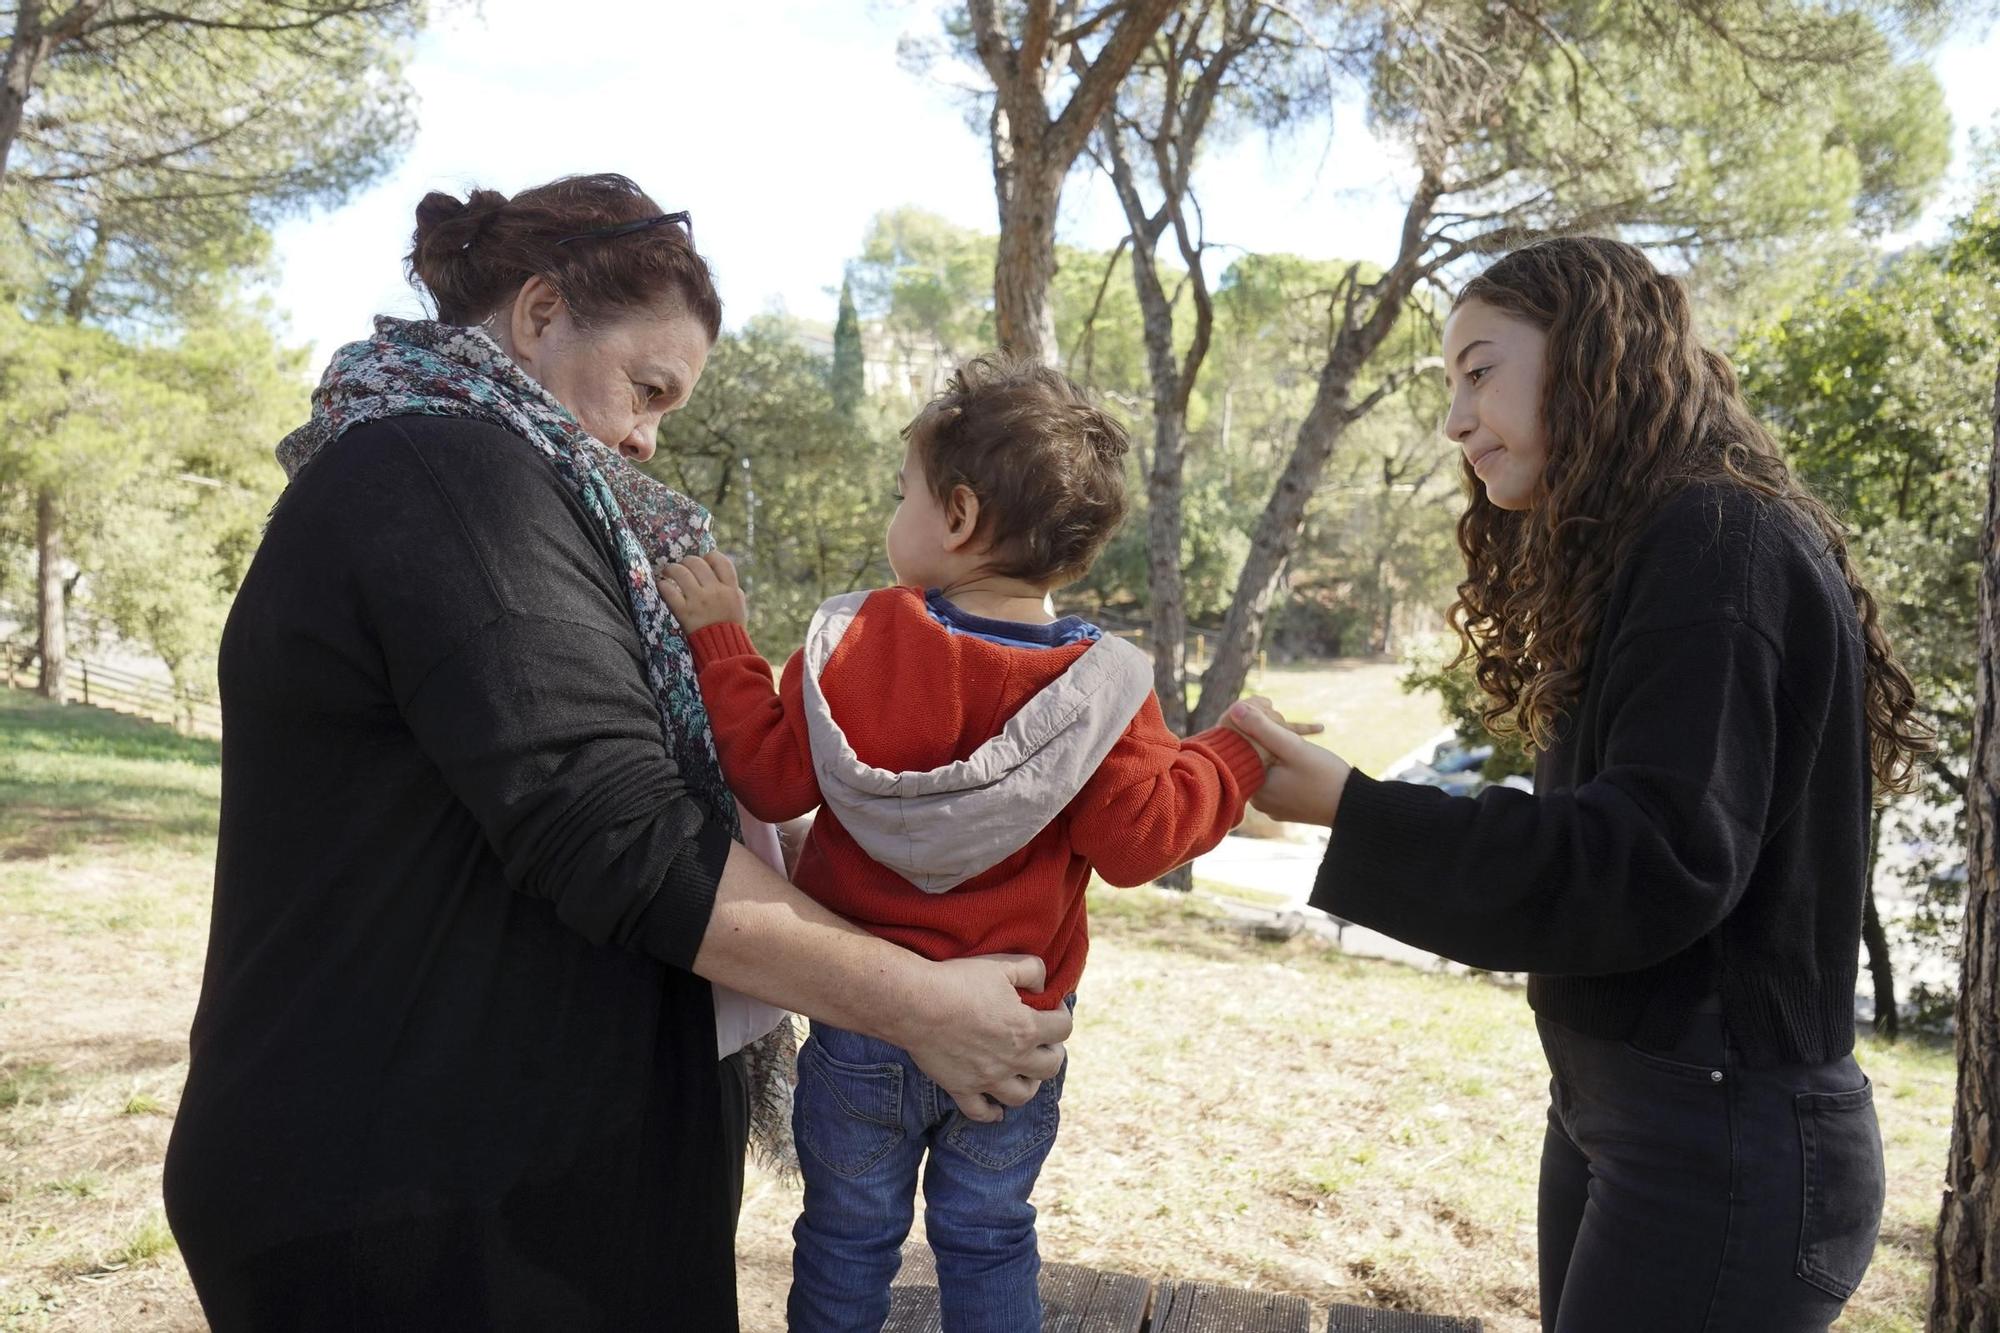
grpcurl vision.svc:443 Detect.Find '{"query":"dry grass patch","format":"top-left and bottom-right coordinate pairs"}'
top-left (1235, 659), bottom-right (1448, 776)
top-left (0, 688), bottom-right (1958, 1333)
top-left (738, 888), bottom-right (1954, 1333)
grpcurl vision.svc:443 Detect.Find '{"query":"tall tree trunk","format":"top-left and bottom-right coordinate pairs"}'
top-left (1132, 238), bottom-right (1189, 886)
top-left (1089, 3), bottom-right (1256, 733)
top-left (966, 0), bottom-right (1179, 364)
top-left (35, 485), bottom-right (67, 703)
top-left (1929, 365), bottom-right (2000, 1332)
top-left (1191, 356), bottom-right (1366, 730)
top-left (1189, 174), bottom-right (1444, 732)
top-left (1101, 173), bottom-right (1187, 730)
top-left (0, 0), bottom-right (49, 187)
top-left (992, 162), bottom-right (1064, 364)
top-left (0, 0), bottom-right (102, 188)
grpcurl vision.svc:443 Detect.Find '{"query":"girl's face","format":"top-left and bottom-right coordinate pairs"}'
top-left (1441, 298), bottom-right (1551, 511)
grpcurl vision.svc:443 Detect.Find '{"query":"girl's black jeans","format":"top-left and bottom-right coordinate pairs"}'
top-left (1536, 1010), bottom-right (1883, 1332)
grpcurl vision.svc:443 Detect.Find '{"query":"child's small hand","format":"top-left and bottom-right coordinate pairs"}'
top-left (1223, 696), bottom-right (1323, 766)
top-left (656, 552), bottom-right (748, 633)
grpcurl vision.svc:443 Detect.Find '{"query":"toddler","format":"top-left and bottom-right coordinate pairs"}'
top-left (658, 354), bottom-right (1266, 1333)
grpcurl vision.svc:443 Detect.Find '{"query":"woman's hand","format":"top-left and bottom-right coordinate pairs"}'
top-left (1226, 698), bottom-right (1352, 827)
top-left (656, 551), bottom-right (747, 633)
top-left (889, 953), bottom-right (1071, 1124)
top-left (696, 849), bottom-right (1069, 1123)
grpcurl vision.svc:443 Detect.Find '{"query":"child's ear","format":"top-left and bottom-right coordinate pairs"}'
top-left (941, 485), bottom-right (982, 553)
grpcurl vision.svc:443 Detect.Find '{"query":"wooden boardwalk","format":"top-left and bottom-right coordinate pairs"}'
top-left (885, 1245), bottom-right (1482, 1332)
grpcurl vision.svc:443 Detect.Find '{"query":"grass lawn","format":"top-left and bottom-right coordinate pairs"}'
top-left (1231, 658), bottom-right (1450, 777)
top-left (0, 685), bottom-right (1958, 1332)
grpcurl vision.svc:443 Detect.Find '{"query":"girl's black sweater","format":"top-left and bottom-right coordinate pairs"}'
top-left (1314, 483), bottom-right (1872, 1066)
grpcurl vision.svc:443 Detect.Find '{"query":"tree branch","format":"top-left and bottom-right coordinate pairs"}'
top-left (1046, 0), bottom-right (1180, 168)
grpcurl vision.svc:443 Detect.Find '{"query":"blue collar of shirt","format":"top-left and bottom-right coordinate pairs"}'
top-left (923, 589), bottom-right (1102, 649)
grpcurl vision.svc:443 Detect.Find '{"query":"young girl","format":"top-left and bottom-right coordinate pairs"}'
top-left (1228, 236), bottom-right (1930, 1333)
top-left (659, 354), bottom-right (1266, 1333)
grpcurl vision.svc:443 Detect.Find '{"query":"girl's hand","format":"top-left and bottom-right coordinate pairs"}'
top-left (1226, 699), bottom-right (1350, 827)
top-left (656, 552), bottom-right (747, 633)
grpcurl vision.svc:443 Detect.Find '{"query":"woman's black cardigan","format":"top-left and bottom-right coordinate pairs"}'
top-left (165, 416), bottom-right (740, 1330)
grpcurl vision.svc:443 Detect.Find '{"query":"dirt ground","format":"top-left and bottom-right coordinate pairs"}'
top-left (0, 693), bottom-right (1956, 1332)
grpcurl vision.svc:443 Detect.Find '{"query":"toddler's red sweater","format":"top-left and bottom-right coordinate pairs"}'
top-left (685, 588), bottom-right (1265, 1007)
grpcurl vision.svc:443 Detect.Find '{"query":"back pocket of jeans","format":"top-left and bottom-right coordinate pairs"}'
top-left (796, 1034), bottom-right (904, 1178)
top-left (1795, 1080), bottom-right (1884, 1300)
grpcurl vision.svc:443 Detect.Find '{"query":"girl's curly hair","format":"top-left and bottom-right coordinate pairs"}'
top-left (1448, 236), bottom-right (1931, 796)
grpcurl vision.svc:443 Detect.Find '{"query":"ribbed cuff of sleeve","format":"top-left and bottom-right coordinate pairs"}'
top-left (1189, 725), bottom-right (1269, 797)
top-left (1307, 769), bottom-right (1442, 921)
top-left (639, 810), bottom-right (735, 972)
top-left (687, 622), bottom-right (759, 669)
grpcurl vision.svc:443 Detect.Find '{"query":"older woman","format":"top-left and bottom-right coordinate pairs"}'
top-left (162, 174), bottom-right (1068, 1331)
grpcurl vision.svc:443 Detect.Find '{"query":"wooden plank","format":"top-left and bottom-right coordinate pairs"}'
top-left (882, 1281), bottom-right (944, 1333)
top-left (886, 1247), bottom-right (1149, 1332)
top-left (885, 1250), bottom-right (1482, 1333)
top-left (898, 1242), bottom-right (940, 1286)
top-left (1150, 1280), bottom-right (1312, 1333)
top-left (1325, 1306), bottom-right (1483, 1332)
top-left (883, 1243), bottom-right (942, 1333)
top-left (1040, 1261), bottom-right (1150, 1333)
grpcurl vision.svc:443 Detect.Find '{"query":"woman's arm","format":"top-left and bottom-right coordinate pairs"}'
top-left (1229, 615), bottom-right (1784, 976)
top-left (694, 843), bottom-right (1070, 1119)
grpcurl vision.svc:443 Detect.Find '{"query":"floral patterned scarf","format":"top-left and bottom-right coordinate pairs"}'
top-left (277, 316), bottom-right (796, 1173)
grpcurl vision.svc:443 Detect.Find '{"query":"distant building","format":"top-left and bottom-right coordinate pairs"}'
top-left (788, 318), bottom-right (955, 402)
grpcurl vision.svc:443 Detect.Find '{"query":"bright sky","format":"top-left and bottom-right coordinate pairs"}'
top-left (267, 0), bottom-right (2000, 366)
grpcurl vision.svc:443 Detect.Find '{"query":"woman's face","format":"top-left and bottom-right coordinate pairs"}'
top-left (1441, 298), bottom-right (1550, 511)
top-left (500, 274), bottom-right (710, 461)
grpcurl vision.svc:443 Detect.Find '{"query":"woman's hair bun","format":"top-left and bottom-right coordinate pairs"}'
top-left (412, 189), bottom-right (470, 236)
top-left (412, 189), bottom-right (509, 252)
top-left (408, 189), bottom-right (514, 322)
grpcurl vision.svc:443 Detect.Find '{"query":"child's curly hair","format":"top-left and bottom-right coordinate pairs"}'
top-left (904, 354), bottom-right (1131, 588)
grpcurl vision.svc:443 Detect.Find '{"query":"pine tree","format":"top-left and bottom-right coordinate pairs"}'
top-left (832, 277), bottom-right (864, 418)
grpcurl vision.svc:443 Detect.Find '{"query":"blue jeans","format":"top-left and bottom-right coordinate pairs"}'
top-left (787, 1008), bottom-right (1070, 1333)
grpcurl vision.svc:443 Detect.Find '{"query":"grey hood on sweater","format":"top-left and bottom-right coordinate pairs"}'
top-left (800, 591), bottom-right (1155, 893)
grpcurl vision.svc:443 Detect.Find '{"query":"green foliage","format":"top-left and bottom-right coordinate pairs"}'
top-left (651, 316), bottom-right (900, 651)
top-left (1369, 1), bottom-right (1952, 252)
top-left (849, 207), bottom-right (996, 366)
top-left (1400, 639), bottom-right (1535, 781)
top-left (1214, 254), bottom-right (1463, 655)
top-left (0, 305), bottom-right (301, 696)
top-left (1082, 468), bottom-right (1253, 620)
top-left (840, 210), bottom-right (1468, 644)
top-left (0, 1), bottom-right (423, 706)
top-left (4, 2), bottom-right (424, 323)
